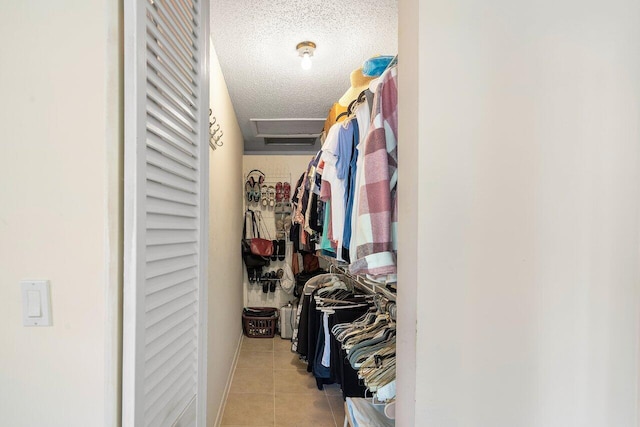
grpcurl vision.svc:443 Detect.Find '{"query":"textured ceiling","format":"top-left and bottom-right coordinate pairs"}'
top-left (210, 0), bottom-right (398, 153)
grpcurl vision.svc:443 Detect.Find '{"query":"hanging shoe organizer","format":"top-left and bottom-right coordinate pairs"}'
top-left (244, 169), bottom-right (294, 302)
top-left (244, 169), bottom-right (292, 238)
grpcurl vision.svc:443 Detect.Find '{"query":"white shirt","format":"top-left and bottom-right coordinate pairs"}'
top-left (319, 123), bottom-right (346, 261)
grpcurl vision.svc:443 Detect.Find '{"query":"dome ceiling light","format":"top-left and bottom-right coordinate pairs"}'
top-left (296, 41), bottom-right (316, 70)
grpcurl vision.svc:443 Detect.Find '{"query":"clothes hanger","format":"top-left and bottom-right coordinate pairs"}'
top-left (336, 90), bottom-right (366, 122)
top-left (333, 310), bottom-right (379, 341)
top-left (386, 55), bottom-right (398, 70)
top-left (320, 303), bottom-right (369, 312)
top-left (343, 314), bottom-right (392, 344)
top-left (347, 98), bottom-right (358, 115)
top-left (343, 90), bottom-right (368, 121)
top-left (336, 111), bottom-right (349, 121)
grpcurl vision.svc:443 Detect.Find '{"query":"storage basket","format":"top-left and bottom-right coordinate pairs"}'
top-left (242, 307), bottom-right (278, 338)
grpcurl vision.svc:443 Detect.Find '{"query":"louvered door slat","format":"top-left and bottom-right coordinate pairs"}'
top-left (145, 21), bottom-right (196, 84)
top-left (145, 337), bottom-right (196, 391)
top-left (145, 292), bottom-right (196, 326)
top-left (146, 268), bottom-right (197, 296)
top-left (183, 0), bottom-right (196, 9)
top-left (146, 33), bottom-right (195, 92)
top-left (145, 301), bottom-right (197, 343)
top-left (145, 15), bottom-right (195, 80)
top-left (145, 329), bottom-right (196, 382)
top-left (147, 164), bottom-right (196, 193)
top-left (147, 55), bottom-right (196, 105)
top-left (153, 3), bottom-right (196, 67)
top-left (146, 199), bottom-right (197, 219)
top-left (147, 128), bottom-right (196, 162)
top-left (159, 393), bottom-right (196, 427)
top-left (147, 102), bottom-right (196, 143)
top-left (146, 43), bottom-right (195, 97)
top-left (146, 254), bottom-right (197, 278)
top-left (146, 242), bottom-right (197, 262)
top-left (146, 95), bottom-right (196, 137)
top-left (147, 182), bottom-right (198, 208)
top-left (160, 0), bottom-right (197, 44)
top-left (144, 359), bottom-right (196, 413)
top-left (146, 228), bottom-right (198, 246)
top-left (147, 149), bottom-right (197, 181)
top-left (144, 361), bottom-right (196, 421)
top-left (146, 374), bottom-right (196, 427)
top-left (147, 84), bottom-right (196, 131)
top-left (173, 0), bottom-right (200, 30)
top-left (145, 316), bottom-right (195, 366)
top-left (147, 72), bottom-right (197, 121)
top-left (149, 0), bottom-right (198, 57)
top-left (146, 213), bottom-right (198, 230)
top-left (174, 1), bottom-right (197, 29)
top-left (145, 5), bottom-right (195, 69)
top-left (146, 277), bottom-right (196, 308)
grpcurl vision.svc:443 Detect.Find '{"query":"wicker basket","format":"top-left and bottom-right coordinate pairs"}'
top-left (242, 307), bottom-right (279, 338)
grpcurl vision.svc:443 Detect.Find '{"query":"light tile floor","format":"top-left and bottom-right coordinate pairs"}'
top-left (221, 336), bottom-right (346, 427)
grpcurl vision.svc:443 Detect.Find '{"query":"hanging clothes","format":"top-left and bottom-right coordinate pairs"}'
top-left (349, 95), bottom-right (371, 259)
top-left (285, 62), bottom-right (398, 427)
top-left (303, 151), bottom-right (323, 237)
top-left (350, 65), bottom-right (398, 277)
top-left (319, 123), bottom-right (346, 259)
top-left (323, 102), bottom-right (348, 135)
top-left (332, 309), bottom-right (396, 401)
top-left (340, 119), bottom-right (360, 262)
top-left (289, 65), bottom-right (398, 281)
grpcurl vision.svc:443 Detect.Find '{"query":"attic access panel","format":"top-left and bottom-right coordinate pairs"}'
top-left (264, 137), bottom-right (317, 146)
top-left (250, 118), bottom-right (324, 138)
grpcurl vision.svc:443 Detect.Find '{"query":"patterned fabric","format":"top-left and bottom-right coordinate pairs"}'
top-left (350, 97), bottom-right (371, 259)
top-left (350, 66), bottom-right (398, 277)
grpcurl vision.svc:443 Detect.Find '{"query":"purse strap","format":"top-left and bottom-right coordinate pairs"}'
top-left (254, 211), bottom-right (271, 240)
top-left (243, 209), bottom-right (272, 240)
top-left (243, 210), bottom-right (249, 239)
top-left (252, 210), bottom-right (261, 238)
top-left (243, 209), bottom-right (258, 239)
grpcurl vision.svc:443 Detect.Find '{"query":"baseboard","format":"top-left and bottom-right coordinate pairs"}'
top-left (214, 331), bottom-right (243, 427)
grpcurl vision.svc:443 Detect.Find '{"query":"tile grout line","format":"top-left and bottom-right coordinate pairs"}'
top-left (272, 337), bottom-right (340, 425)
top-left (324, 389), bottom-right (336, 427)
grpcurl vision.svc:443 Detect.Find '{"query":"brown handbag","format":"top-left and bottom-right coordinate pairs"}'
top-left (244, 210), bottom-right (274, 257)
top-left (250, 238), bottom-right (273, 257)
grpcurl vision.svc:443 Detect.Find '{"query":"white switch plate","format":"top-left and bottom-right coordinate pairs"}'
top-left (21, 280), bottom-right (52, 326)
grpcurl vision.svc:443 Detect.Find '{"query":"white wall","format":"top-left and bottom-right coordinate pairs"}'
top-left (207, 42), bottom-right (245, 426)
top-left (0, 2), bottom-right (122, 427)
top-left (396, 1), bottom-right (419, 425)
top-left (242, 155), bottom-right (311, 309)
top-left (398, 0), bottom-right (640, 426)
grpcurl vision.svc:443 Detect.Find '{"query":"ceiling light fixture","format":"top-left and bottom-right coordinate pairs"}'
top-left (296, 41), bottom-right (316, 70)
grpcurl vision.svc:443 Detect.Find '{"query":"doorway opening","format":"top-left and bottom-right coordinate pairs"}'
top-left (207, 1), bottom-right (401, 426)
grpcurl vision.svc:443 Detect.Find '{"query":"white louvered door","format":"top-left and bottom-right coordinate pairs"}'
top-left (123, 0), bottom-right (209, 426)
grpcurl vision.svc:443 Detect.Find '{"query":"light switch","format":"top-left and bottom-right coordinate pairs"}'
top-left (21, 280), bottom-right (52, 327)
top-left (27, 290), bottom-right (41, 317)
